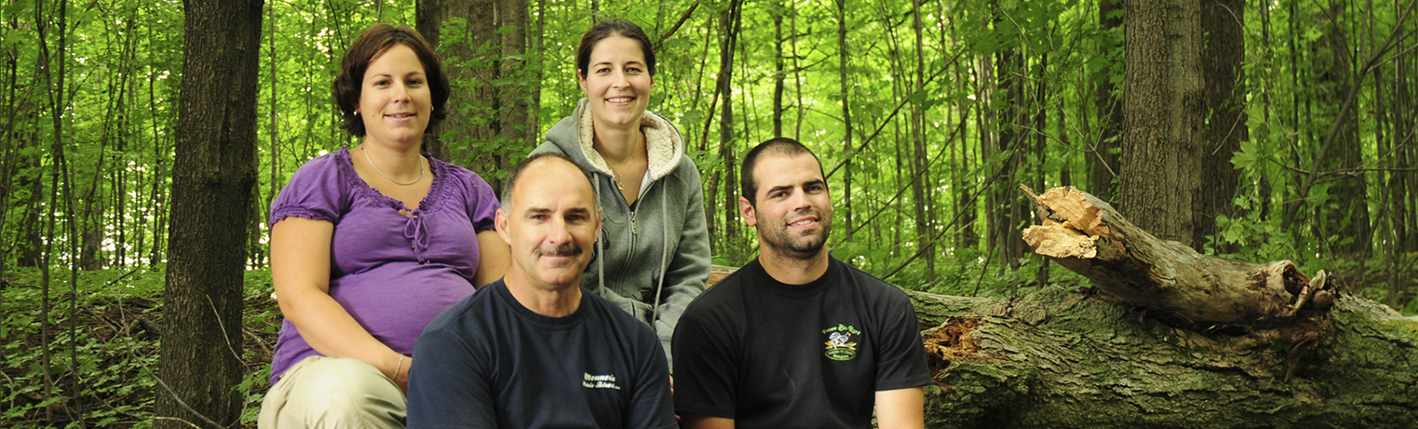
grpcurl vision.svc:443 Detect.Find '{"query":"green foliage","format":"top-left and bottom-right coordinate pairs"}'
top-left (3, 0), bottom-right (1417, 424)
top-left (2, 266), bottom-right (280, 428)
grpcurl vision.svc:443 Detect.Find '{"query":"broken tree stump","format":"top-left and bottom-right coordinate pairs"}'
top-left (913, 186), bottom-right (1417, 427)
top-left (1018, 185), bottom-right (1335, 329)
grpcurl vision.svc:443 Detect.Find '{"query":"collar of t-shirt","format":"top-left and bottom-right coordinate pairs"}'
top-left (495, 280), bottom-right (593, 330)
top-left (752, 257), bottom-right (837, 299)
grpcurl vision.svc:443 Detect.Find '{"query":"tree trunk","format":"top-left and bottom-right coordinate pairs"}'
top-left (1314, 0), bottom-right (1373, 256)
top-left (532, 0), bottom-right (545, 145)
top-left (910, 0), bottom-right (932, 279)
top-left (1196, 0), bottom-right (1245, 253)
top-left (496, 0), bottom-right (524, 154)
top-left (14, 137), bottom-right (43, 268)
top-left (953, 38), bottom-right (977, 252)
top-left (1120, 0), bottom-right (1204, 246)
top-left (986, 0), bottom-right (1027, 278)
top-left (415, 0), bottom-right (448, 160)
top-left (915, 186), bottom-right (1414, 427)
top-left (715, 0), bottom-right (742, 256)
top-left (772, 3), bottom-right (785, 138)
top-left (838, 0), bottom-right (854, 243)
top-left (155, 0), bottom-right (262, 427)
top-left (1032, 55), bottom-right (1048, 288)
top-left (1089, 0), bottom-right (1123, 203)
top-left (1401, 7), bottom-right (1418, 254)
top-left (78, 204), bottom-right (104, 270)
top-left (437, 0), bottom-right (498, 170)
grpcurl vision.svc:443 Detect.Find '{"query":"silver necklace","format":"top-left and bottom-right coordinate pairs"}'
top-left (362, 146), bottom-right (424, 186)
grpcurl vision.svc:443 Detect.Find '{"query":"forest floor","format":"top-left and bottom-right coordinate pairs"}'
top-left (2, 266), bottom-right (279, 428)
top-left (1, 258), bottom-right (1414, 428)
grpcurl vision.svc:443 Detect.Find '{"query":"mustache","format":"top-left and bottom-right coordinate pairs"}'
top-left (536, 242), bottom-right (583, 257)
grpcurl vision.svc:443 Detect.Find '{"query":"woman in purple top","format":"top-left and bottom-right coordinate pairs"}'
top-left (257, 24), bottom-right (509, 429)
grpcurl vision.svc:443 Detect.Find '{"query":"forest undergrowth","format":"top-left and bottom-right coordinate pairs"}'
top-left (1, 253), bottom-right (1414, 428)
top-left (2, 267), bottom-right (279, 428)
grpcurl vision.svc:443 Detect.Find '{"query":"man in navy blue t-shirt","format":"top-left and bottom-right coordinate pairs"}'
top-left (407, 153), bottom-right (675, 429)
top-left (673, 138), bottom-right (931, 429)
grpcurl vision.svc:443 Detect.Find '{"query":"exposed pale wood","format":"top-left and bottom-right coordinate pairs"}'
top-left (1020, 186), bottom-right (1335, 329)
top-left (707, 264), bottom-right (736, 288)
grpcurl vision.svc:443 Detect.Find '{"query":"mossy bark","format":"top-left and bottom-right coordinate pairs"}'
top-left (912, 288), bottom-right (1418, 428)
top-left (912, 185), bottom-right (1417, 428)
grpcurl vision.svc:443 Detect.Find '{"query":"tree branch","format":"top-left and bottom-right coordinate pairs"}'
top-left (656, 1), bottom-right (699, 48)
top-left (1281, 0), bottom-right (1418, 228)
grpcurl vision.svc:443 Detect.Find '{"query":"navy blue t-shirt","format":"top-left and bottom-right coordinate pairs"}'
top-left (407, 280), bottom-right (676, 429)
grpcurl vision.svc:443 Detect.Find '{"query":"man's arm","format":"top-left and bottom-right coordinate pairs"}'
top-left (406, 329), bottom-right (496, 428)
top-left (680, 415), bottom-right (735, 429)
top-left (626, 334), bottom-right (678, 429)
top-left (874, 387), bottom-right (925, 429)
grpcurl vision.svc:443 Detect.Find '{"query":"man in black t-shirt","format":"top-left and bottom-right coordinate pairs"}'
top-left (673, 138), bottom-right (931, 429)
top-left (407, 153), bottom-right (675, 428)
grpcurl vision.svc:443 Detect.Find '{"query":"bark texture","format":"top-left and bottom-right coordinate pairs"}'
top-left (1120, 0), bottom-right (1204, 246)
top-left (1312, 0), bottom-right (1372, 256)
top-left (1088, 0), bottom-right (1123, 203)
top-left (915, 287), bottom-right (1418, 428)
top-left (415, 0), bottom-right (446, 159)
top-left (915, 186), bottom-right (1416, 427)
top-left (1197, 0), bottom-right (1246, 252)
top-left (156, 0), bottom-right (262, 427)
top-left (1019, 186), bottom-right (1335, 327)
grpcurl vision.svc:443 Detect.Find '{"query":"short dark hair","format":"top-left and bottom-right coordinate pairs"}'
top-left (502, 153), bottom-right (599, 212)
top-left (740, 137), bottom-right (824, 206)
top-left (333, 24), bottom-right (451, 137)
top-left (576, 18), bottom-right (657, 79)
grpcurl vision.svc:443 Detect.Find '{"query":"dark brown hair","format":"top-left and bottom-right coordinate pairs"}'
top-left (333, 24), bottom-right (450, 137)
top-left (740, 137), bottom-right (824, 206)
top-left (575, 18), bottom-right (657, 79)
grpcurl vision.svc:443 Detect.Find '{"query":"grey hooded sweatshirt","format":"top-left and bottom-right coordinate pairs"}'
top-left (532, 99), bottom-right (710, 365)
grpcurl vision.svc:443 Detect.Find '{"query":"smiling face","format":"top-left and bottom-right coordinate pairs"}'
top-left (357, 44), bottom-right (432, 149)
top-left (739, 153), bottom-right (834, 261)
top-left (496, 157), bottom-right (601, 291)
top-left (578, 35), bottom-right (653, 132)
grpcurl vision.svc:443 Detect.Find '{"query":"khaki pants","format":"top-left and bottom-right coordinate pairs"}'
top-left (258, 356), bottom-right (406, 429)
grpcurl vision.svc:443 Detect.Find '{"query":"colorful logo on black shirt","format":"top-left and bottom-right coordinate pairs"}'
top-left (822, 324), bottom-right (861, 361)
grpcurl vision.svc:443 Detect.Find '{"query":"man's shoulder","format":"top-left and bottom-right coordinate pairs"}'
top-left (682, 261), bottom-right (759, 314)
top-left (830, 258), bottom-right (910, 299)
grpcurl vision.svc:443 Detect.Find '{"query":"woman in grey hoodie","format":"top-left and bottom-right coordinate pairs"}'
top-left (531, 18), bottom-right (709, 366)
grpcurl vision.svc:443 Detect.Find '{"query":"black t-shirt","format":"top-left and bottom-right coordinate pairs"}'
top-left (671, 257), bottom-right (931, 428)
top-left (407, 280), bottom-right (676, 429)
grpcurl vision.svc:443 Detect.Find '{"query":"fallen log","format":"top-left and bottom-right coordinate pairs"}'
top-left (914, 288), bottom-right (1418, 428)
top-left (916, 186), bottom-right (1418, 427)
top-left (1017, 185), bottom-right (1334, 329)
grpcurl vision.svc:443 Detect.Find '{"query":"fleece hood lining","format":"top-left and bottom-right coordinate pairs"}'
top-left (574, 98), bottom-right (684, 184)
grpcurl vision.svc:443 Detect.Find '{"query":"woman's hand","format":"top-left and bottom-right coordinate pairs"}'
top-left (387, 354), bottom-right (412, 393)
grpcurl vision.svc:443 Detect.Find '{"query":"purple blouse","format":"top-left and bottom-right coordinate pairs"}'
top-left (267, 148), bottom-right (499, 383)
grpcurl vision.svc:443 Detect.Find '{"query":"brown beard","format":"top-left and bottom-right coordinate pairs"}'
top-left (762, 211), bottom-right (832, 260)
